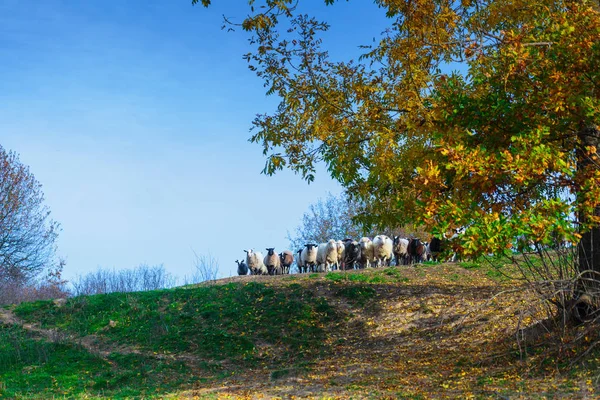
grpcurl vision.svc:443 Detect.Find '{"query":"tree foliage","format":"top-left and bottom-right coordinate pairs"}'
top-left (194, 1), bottom-right (600, 293)
top-left (0, 145), bottom-right (60, 285)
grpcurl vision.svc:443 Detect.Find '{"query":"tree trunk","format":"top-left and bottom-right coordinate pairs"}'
top-left (577, 221), bottom-right (600, 291)
top-left (575, 125), bottom-right (600, 322)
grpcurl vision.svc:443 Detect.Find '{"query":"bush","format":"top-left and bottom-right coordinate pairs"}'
top-left (70, 264), bottom-right (177, 296)
top-left (0, 261), bottom-right (68, 305)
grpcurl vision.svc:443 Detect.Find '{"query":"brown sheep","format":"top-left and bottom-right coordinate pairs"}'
top-left (264, 247), bottom-right (282, 275)
top-left (279, 250), bottom-right (294, 274)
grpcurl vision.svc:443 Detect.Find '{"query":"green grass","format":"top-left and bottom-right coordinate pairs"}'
top-left (457, 259), bottom-right (519, 283)
top-left (3, 281), bottom-right (339, 398)
top-left (0, 324), bottom-right (198, 399)
top-left (335, 285), bottom-right (377, 305)
top-left (324, 267), bottom-right (409, 284)
top-left (459, 261), bottom-right (482, 270)
top-left (14, 282), bottom-right (336, 362)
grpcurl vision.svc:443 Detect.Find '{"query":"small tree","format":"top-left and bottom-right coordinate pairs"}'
top-left (288, 192), bottom-right (428, 254)
top-left (288, 192), bottom-right (364, 251)
top-left (190, 251), bottom-right (220, 283)
top-left (0, 145), bottom-right (60, 292)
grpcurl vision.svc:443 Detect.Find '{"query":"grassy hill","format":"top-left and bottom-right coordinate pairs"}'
top-left (1, 262), bottom-right (598, 399)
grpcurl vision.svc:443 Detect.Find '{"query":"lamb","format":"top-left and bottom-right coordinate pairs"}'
top-left (264, 247), bottom-right (283, 275)
top-left (373, 235), bottom-right (394, 267)
top-left (393, 236), bottom-right (409, 266)
top-left (316, 239), bottom-right (338, 272)
top-left (279, 250), bottom-right (294, 274)
top-left (301, 243), bottom-right (318, 273)
top-left (358, 237), bottom-right (375, 269)
top-left (235, 259), bottom-right (248, 276)
top-left (244, 249), bottom-right (268, 275)
top-left (335, 240), bottom-right (345, 270)
top-left (343, 240), bottom-right (361, 270)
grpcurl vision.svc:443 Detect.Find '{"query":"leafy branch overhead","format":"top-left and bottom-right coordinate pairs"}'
top-left (194, 1), bottom-right (599, 259)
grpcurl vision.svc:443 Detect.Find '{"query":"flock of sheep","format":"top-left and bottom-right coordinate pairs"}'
top-left (235, 235), bottom-right (443, 276)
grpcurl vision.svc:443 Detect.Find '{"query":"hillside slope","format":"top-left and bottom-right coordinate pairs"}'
top-left (1, 263), bottom-right (598, 399)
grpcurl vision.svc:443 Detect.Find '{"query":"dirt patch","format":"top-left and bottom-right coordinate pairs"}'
top-left (0, 308), bottom-right (19, 326)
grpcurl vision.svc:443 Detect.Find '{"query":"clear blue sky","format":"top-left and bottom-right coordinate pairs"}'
top-left (0, 1), bottom-right (389, 282)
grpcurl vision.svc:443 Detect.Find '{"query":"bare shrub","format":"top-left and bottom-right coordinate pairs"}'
top-left (186, 251), bottom-right (219, 284)
top-left (0, 259), bottom-right (69, 305)
top-left (287, 192), bottom-right (372, 254)
top-left (70, 264), bottom-right (177, 296)
top-left (486, 241), bottom-right (580, 320)
top-left (477, 236), bottom-right (600, 365)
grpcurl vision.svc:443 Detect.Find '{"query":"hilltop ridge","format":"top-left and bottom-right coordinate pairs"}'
top-left (1, 263), bottom-right (597, 399)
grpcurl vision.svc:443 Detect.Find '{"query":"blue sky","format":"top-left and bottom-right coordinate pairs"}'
top-left (0, 1), bottom-right (389, 282)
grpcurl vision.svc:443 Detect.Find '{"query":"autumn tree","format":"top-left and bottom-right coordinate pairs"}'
top-left (0, 145), bottom-right (60, 288)
top-left (194, 1), bottom-right (600, 316)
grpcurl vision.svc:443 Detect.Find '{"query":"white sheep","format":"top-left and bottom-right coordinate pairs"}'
top-left (264, 247), bottom-right (282, 275)
top-left (300, 243), bottom-right (318, 273)
top-left (335, 240), bottom-right (345, 270)
top-left (358, 237), bottom-right (375, 269)
top-left (393, 236), bottom-right (410, 266)
top-left (317, 239), bottom-right (338, 273)
top-left (373, 235), bottom-right (394, 267)
top-left (244, 249), bottom-right (268, 275)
